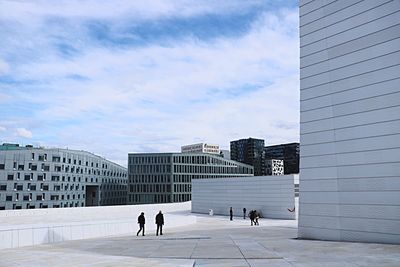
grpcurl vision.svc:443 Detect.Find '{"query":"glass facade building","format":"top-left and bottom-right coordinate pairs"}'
top-left (230, 138), bottom-right (265, 176)
top-left (127, 153), bottom-right (254, 204)
top-left (264, 143), bottom-right (299, 174)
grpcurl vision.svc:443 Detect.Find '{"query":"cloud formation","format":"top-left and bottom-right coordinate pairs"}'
top-left (16, 128), bottom-right (33, 139)
top-left (0, 0), bottom-right (299, 167)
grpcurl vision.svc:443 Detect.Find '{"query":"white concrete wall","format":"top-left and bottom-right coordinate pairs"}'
top-left (0, 202), bottom-right (196, 249)
top-left (299, 0), bottom-right (400, 244)
top-left (191, 175), bottom-right (297, 220)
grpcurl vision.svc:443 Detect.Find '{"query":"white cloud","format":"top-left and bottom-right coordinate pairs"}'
top-left (0, 126), bottom-right (6, 132)
top-left (0, 59), bottom-right (10, 75)
top-left (0, 2), bottom-right (299, 165)
top-left (16, 128), bottom-right (33, 138)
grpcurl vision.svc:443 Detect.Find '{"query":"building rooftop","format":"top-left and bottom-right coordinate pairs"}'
top-left (1, 205), bottom-right (399, 266)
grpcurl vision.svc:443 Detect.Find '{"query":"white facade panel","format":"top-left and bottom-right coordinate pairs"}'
top-left (299, 0), bottom-right (400, 244)
top-left (192, 175), bottom-right (296, 220)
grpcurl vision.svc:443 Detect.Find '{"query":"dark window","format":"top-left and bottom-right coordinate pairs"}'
top-left (7, 174), bottom-right (13, 180)
top-left (0, 164), bottom-right (5, 170)
top-left (0, 185), bottom-right (7, 190)
top-left (6, 195), bottom-right (12, 201)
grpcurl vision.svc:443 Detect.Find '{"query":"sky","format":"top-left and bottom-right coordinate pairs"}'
top-left (0, 0), bottom-right (299, 167)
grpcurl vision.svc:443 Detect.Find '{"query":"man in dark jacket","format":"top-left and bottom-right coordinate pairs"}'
top-left (155, 210), bottom-right (164, 236)
top-left (249, 210), bottom-right (255, 226)
top-left (137, 212), bottom-right (145, 236)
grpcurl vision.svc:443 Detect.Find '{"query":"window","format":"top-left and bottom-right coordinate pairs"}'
top-left (7, 174), bottom-right (13, 180)
top-left (0, 185), bottom-right (6, 191)
top-left (0, 164), bottom-right (4, 170)
top-left (18, 164), bottom-right (24, 170)
top-left (6, 195), bottom-right (12, 201)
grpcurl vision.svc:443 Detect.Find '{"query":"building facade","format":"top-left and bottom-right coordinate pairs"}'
top-left (264, 143), bottom-right (299, 174)
top-left (0, 144), bottom-right (127, 210)
top-left (265, 159), bottom-right (284, 176)
top-left (181, 143), bottom-right (220, 154)
top-left (127, 153), bottom-right (254, 204)
top-left (230, 138), bottom-right (265, 176)
top-left (299, 0), bottom-right (400, 244)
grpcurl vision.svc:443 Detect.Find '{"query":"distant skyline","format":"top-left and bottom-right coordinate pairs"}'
top-left (0, 0), bottom-right (299, 167)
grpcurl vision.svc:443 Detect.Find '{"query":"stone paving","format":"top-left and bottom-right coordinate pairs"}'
top-left (0, 214), bottom-right (399, 266)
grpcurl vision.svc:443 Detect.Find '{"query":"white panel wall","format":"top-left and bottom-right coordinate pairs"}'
top-left (0, 202), bottom-right (196, 249)
top-left (299, 0), bottom-right (400, 244)
top-left (191, 175), bottom-right (296, 220)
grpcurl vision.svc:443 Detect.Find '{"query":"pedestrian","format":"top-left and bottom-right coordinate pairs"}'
top-left (249, 210), bottom-right (255, 226)
top-left (230, 207), bottom-right (233, 221)
top-left (254, 210), bottom-right (259, 226)
top-left (243, 208), bottom-right (246, 219)
top-left (155, 210), bottom-right (164, 236)
top-left (137, 212), bottom-right (145, 236)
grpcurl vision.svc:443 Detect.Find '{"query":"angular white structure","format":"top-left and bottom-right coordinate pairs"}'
top-left (299, 0), bottom-right (400, 244)
top-left (192, 175), bottom-right (297, 220)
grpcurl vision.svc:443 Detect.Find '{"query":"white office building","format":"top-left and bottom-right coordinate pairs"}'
top-left (0, 143), bottom-right (127, 210)
top-left (299, 0), bottom-right (400, 244)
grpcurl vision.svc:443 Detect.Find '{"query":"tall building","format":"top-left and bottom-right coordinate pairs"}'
top-left (127, 153), bottom-right (254, 204)
top-left (264, 143), bottom-right (299, 174)
top-left (299, 0), bottom-right (400, 244)
top-left (230, 138), bottom-right (265, 176)
top-left (0, 144), bottom-right (127, 210)
top-left (181, 143), bottom-right (220, 154)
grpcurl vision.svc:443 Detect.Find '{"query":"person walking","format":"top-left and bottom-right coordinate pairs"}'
top-left (230, 207), bottom-right (233, 221)
top-left (155, 210), bottom-right (164, 236)
top-left (243, 208), bottom-right (246, 219)
top-left (249, 210), bottom-right (255, 226)
top-left (254, 210), bottom-right (259, 226)
top-left (137, 212), bottom-right (145, 236)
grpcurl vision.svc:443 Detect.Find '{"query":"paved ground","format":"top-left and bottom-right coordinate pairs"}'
top-left (1, 214), bottom-right (399, 267)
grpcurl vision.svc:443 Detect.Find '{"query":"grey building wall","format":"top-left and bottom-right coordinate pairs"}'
top-left (192, 175), bottom-right (297, 220)
top-left (299, 0), bottom-right (400, 244)
top-left (0, 145), bottom-right (127, 210)
top-left (127, 153), bottom-right (254, 205)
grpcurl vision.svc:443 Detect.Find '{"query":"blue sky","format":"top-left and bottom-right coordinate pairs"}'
top-left (0, 0), bottom-right (299, 167)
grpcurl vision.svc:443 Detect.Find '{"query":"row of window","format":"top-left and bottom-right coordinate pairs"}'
top-left (129, 193), bottom-right (171, 204)
top-left (0, 193), bottom-right (85, 201)
top-left (1, 161), bottom-right (126, 177)
top-left (130, 174), bottom-right (171, 184)
top-left (129, 184), bottom-right (172, 193)
top-left (0, 202), bottom-right (84, 210)
top-left (2, 173), bottom-right (126, 184)
top-left (129, 156), bottom-right (171, 165)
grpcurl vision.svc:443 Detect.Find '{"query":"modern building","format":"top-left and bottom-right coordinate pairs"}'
top-left (264, 143), bottom-right (299, 174)
top-left (299, 0), bottom-right (400, 244)
top-left (0, 143), bottom-right (127, 210)
top-left (230, 138), bottom-right (265, 176)
top-left (127, 153), bottom-right (254, 204)
top-left (181, 143), bottom-right (220, 154)
top-left (265, 159), bottom-right (284, 176)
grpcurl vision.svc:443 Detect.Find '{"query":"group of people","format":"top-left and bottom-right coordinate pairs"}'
top-left (136, 210), bottom-right (164, 236)
top-left (230, 207), bottom-right (260, 226)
